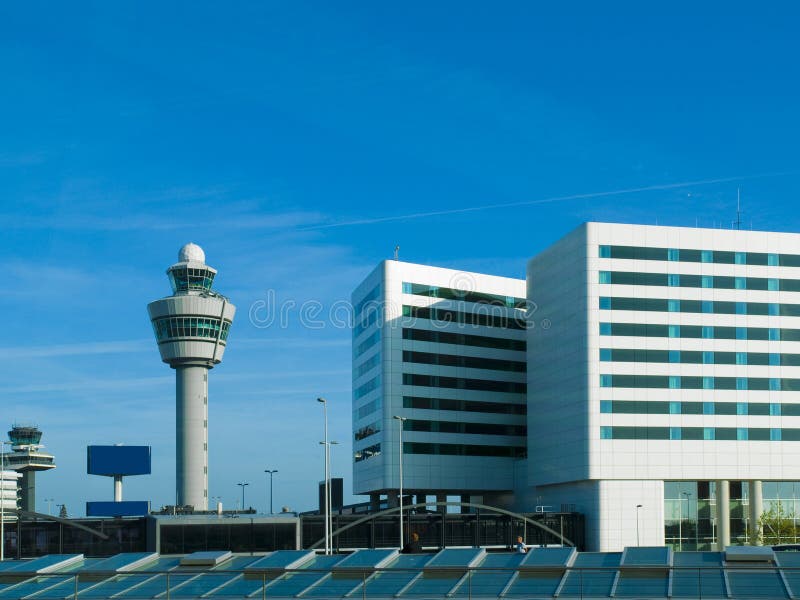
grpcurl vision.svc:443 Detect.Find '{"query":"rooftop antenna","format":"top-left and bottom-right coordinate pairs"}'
top-left (733, 188), bottom-right (742, 230)
top-left (394, 245), bottom-right (400, 261)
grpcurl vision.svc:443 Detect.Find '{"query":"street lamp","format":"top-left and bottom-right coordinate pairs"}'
top-left (681, 491), bottom-right (692, 551)
top-left (237, 482), bottom-right (249, 511)
top-left (636, 504), bottom-right (643, 546)
top-left (393, 416), bottom-right (408, 550)
top-left (319, 441), bottom-right (338, 552)
top-left (1, 440), bottom-right (12, 562)
top-left (317, 397), bottom-right (330, 555)
top-left (45, 498), bottom-right (54, 516)
top-left (265, 470), bottom-right (278, 515)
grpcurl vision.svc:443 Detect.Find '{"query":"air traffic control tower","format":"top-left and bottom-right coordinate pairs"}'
top-left (148, 243), bottom-right (235, 511)
top-left (5, 424), bottom-right (55, 512)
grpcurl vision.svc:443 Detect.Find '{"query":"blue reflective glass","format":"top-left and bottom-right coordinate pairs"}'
top-left (600, 375), bottom-right (612, 387)
top-left (669, 376), bottom-right (681, 389)
top-left (600, 349), bottom-right (612, 361)
top-left (768, 278), bottom-right (779, 291)
top-left (702, 275), bottom-right (713, 288)
top-left (668, 248), bottom-right (680, 261)
top-left (703, 351), bottom-right (714, 364)
top-left (769, 303), bottom-right (780, 316)
top-left (737, 428), bottom-right (748, 441)
top-left (737, 379), bottom-right (748, 391)
top-left (735, 252), bottom-right (746, 265)
top-left (701, 250), bottom-right (713, 263)
top-left (702, 300), bottom-right (713, 313)
top-left (704, 427), bottom-right (715, 440)
top-left (736, 352), bottom-right (747, 365)
top-left (669, 350), bottom-right (681, 363)
top-left (703, 377), bottom-right (714, 390)
top-left (600, 323), bottom-right (612, 335)
top-left (768, 253), bottom-right (779, 266)
top-left (600, 426), bottom-right (612, 439)
top-left (770, 404), bottom-right (781, 416)
top-left (771, 429), bottom-right (782, 441)
top-left (736, 327), bottom-right (747, 340)
top-left (703, 402), bottom-right (714, 415)
top-left (737, 402), bottom-right (748, 415)
top-left (669, 401), bottom-right (681, 414)
top-left (669, 325), bottom-right (680, 338)
top-left (703, 326), bottom-right (714, 339)
top-left (670, 427), bottom-right (681, 440)
top-left (668, 274), bottom-right (680, 287)
top-left (735, 277), bottom-right (746, 289)
top-left (599, 271), bottom-right (611, 284)
top-left (668, 299), bottom-right (680, 312)
top-left (736, 302), bottom-right (747, 315)
top-left (770, 328), bottom-right (780, 341)
top-left (770, 378), bottom-right (781, 391)
top-left (600, 400), bottom-right (612, 413)
top-left (599, 245), bottom-right (611, 258)
top-left (770, 353), bottom-right (780, 366)
top-left (599, 296), bottom-right (611, 309)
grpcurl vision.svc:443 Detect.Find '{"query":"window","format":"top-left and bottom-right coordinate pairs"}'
top-left (703, 377), bottom-right (714, 390)
top-left (599, 245), bottom-right (611, 258)
top-left (599, 296), bottom-right (612, 309)
top-left (735, 277), bottom-right (747, 290)
top-left (769, 253), bottom-right (779, 266)
top-left (703, 351), bottom-right (715, 364)
top-left (737, 378), bottom-right (748, 391)
top-left (670, 350), bottom-right (681, 363)
top-left (703, 402), bottom-right (714, 415)
top-left (770, 353), bottom-right (781, 366)
top-left (737, 402), bottom-right (748, 415)
top-left (770, 303), bottom-right (780, 316)
top-left (704, 428), bottom-right (715, 440)
top-left (668, 274), bottom-right (680, 287)
top-left (600, 375), bottom-right (612, 387)
top-left (599, 349), bottom-right (612, 361)
top-left (771, 403), bottom-right (782, 416)
top-left (669, 401), bottom-right (681, 414)
top-left (669, 376), bottom-right (681, 389)
top-left (735, 252), bottom-right (746, 265)
top-left (670, 427), bottom-right (681, 440)
top-left (736, 327), bottom-right (747, 340)
top-left (769, 278), bottom-right (779, 291)
top-left (600, 400), bottom-right (612, 413)
top-left (668, 248), bottom-right (680, 261)
top-left (599, 271), bottom-right (611, 284)
top-left (669, 325), bottom-right (680, 338)
top-left (701, 250), bottom-right (713, 263)
top-left (702, 300), bottom-right (713, 313)
top-left (600, 426), bottom-right (612, 439)
top-left (770, 328), bottom-right (781, 341)
top-left (702, 275), bottom-right (713, 288)
top-left (736, 302), bottom-right (747, 315)
top-left (737, 428), bottom-right (748, 441)
top-left (668, 299), bottom-right (680, 312)
top-left (600, 323), bottom-right (612, 335)
top-left (702, 326), bottom-right (714, 339)
top-left (771, 429), bottom-right (782, 441)
top-left (770, 378), bottom-right (781, 391)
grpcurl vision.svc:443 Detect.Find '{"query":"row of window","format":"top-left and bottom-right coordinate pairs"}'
top-left (354, 443), bottom-right (381, 463)
top-left (600, 374), bottom-right (800, 391)
top-left (354, 420), bottom-right (381, 441)
top-left (402, 327), bottom-right (526, 351)
top-left (354, 352), bottom-right (381, 380)
top-left (600, 322), bottom-right (800, 341)
top-left (600, 245), bottom-right (800, 267)
top-left (354, 330), bottom-right (380, 358)
top-left (600, 426), bottom-right (800, 441)
top-left (354, 285), bottom-right (381, 319)
top-left (168, 266), bottom-right (216, 293)
top-left (403, 419), bottom-right (526, 437)
top-left (403, 373), bottom-right (527, 394)
top-left (354, 375), bottom-right (381, 399)
top-left (353, 397), bottom-right (381, 421)
top-left (402, 282), bottom-right (526, 309)
top-left (403, 305), bottom-right (526, 330)
top-left (353, 308), bottom-right (380, 338)
top-left (403, 442), bottom-right (526, 458)
top-left (152, 317), bottom-right (231, 342)
top-left (601, 399), bottom-right (800, 416)
top-left (403, 395), bottom-right (526, 415)
top-left (600, 348), bottom-right (800, 366)
top-left (599, 270), bottom-right (800, 292)
top-left (403, 350), bottom-right (526, 373)
top-left (601, 296), bottom-right (800, 317)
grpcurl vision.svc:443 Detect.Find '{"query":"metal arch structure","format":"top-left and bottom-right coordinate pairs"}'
top-left (13, 509), bottom-right (110, 540)
top-left (309, 501), bottom-right (575, 549)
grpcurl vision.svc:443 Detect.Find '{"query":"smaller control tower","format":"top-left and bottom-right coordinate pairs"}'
top-left (5, 424), bottom-right (56, 513)
top-left (148, 244), bottom-right (235, 511)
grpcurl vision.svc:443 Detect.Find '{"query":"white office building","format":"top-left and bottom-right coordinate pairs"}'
top-left (0, 470), bottom-right (20, 521)
top-left (526, 222), bottom-right (800, 551)
top-left (351, 260), bottom-right (527, 509)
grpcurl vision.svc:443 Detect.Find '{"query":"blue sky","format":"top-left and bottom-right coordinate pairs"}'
top-left (1, 2), bottom-right (800, 515)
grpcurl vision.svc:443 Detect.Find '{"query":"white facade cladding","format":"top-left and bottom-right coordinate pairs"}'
top-left (148, 244), bottom-right (236, 511)
top-left (0, 470), bottom-right (20, 520)
top-left (527, 222), bottom-right (800, 551)
top-left (351, 260), bottom-right (527, 506)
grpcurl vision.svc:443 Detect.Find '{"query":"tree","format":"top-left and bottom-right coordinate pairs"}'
top-left (58, 504), bottom-right (68, 519)
top-left (758, 501), bottom-right (797, 545)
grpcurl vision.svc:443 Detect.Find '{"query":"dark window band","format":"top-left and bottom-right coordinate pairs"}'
top-left (403, 305), bottom-right (526, 330)
top-left (600, 245), bottom-right (800, 267)
top-left (599, 270), bottom-right (800, 292)
top-left (600, 348), bottom-right (800, 366)
top-left (403, 350), bottom-right (526, 373)
top-left (600, 322), bottom-right (800, 341)
top-left (404, 442), bottom-right (526, 458)
top-left (403, 396), bottom-right (526, 415)
top-left (404, 419), bottom-right (526, 437)
top-left (403, 282), bottom-right (526, 309)
top-left (403, 373), bottom-right (526, 394)
top-left (600, 295), bottom-right (800, 317)
top-left (403, 327), bottom-right (525, 351)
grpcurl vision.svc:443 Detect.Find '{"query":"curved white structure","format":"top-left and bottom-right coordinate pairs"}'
top-left (148, 244), bottom-right (236, 510)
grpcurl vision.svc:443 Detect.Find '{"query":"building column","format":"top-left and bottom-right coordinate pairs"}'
top-left (460, 494), bottom-right (471, 514)
top-left (749, 480), bottom-right (763, 545)
top-left (716, 480), bottom-right (730, 550)
top-left (387, 491), bottom-right (399, 508)
top-left (369, 493), bottom-right (380, 513)
top-left (416, 494), bottom-right (427, 510)
top-left (436, 493), bottom-right (447, 513)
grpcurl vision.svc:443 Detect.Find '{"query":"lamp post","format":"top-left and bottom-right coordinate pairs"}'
top-left (681, 491), bottom-right (692, 551)
top-left (45, 498), bottom-right (54, 516)
top-left (317, 398), bottom-right (330, 555)
top-left (265, 470), bottom-right (278, 515)
top-left (237, 482), bottom-right (249, 511)
top-left (393, 416), bottom-right (408, 550)
top-left (319, 441), bottom-right (338, 552)
top-left (636, 504), bottom-right (643, 546)
top-left (1, 440), bottom-right (12, 562)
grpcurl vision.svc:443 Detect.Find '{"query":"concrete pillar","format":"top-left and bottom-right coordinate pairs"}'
top-left (369, 493), bottom-right (381, 513)
top-left (19, 471), bottom-right (35, 513)
top-left (176, 365), bottom-right (209, 510)
top-left (716, 480), bottom-right (730, 550)
top-left (749, 480), bottom-right (763, 545)
top-left (436, 493), bottom-right (447, 513)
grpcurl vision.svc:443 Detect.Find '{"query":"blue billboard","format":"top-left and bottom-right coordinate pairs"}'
top-left (86, 501), bottom-right (150, 517)
top-left (87, 446), bottom-right (151, 476)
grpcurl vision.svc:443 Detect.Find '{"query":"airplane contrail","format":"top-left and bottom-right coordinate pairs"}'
top-left (300, 170), bottom-right (795, 230)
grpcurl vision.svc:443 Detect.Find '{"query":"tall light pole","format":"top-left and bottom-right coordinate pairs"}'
top-left (237, 482), bottom-right (249, 511)
top-left (636, 504), bottom-right (643, 546)
top-left (393, 416), bottom-right (407, 550)
top-left (319, 441), bottom-right (338, 552)
top-left (681, 491), bottom-right (692, 551)
top-left (317, 398), bottom-right (330, 555)
top-left (265, 470), bottom-right (278, 515)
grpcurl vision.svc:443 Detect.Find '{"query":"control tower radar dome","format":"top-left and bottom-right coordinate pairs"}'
top-left (178, 242), bottom-right (205, 263)
top-left (147, 243), bottom-right (236, 511)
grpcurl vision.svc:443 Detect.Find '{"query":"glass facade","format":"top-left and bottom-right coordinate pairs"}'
top-left (403, 281), bottom-right (526, 308)
top-left (600, 373), bottom-right (800, 391)
top-left (403, 395), bottom-right (526, 415)
top-left (152, 316), bottom-right (231, 342)
top-left (403, 350), bottom-right (526, 372)
top-left (403, 305), bottom-right (526, 330)
top-left (402, 327), bottom-right (525, 351)
top-left (600, 295), bottom-right (799, 317)
top-left (600, 321), bottom-right (800, 341)
top-left (403, 373), bottom-right (526, 394)
top-left (601, 348), bottom-right (800, 366)
top-left (167, 266), bottom-right (215, 293)
top-left (599, 270), bottom-right (800, 291)
top-left (600, 245), bottom-right (800, 267)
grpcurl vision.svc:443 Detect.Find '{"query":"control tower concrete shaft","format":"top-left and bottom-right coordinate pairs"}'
top-left (147, 244), bottom-right (236, 511)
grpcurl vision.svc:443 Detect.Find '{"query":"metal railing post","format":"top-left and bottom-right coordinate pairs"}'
top-left (468, 569), bottom-right (472, 600)
top-left (74, 574), bottom-right (79, 600)
top-left (166, 572), bottom-right (170, 600)
top-left (262, 572), bottom-right (266, 600)
top-left (362, 570), bottom-right (367, 600)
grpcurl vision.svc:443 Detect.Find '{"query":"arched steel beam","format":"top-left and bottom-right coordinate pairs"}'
top-left (13, 509), bottom-right (110, 540)
top-left (310, 501), bottom-right (574, 549)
